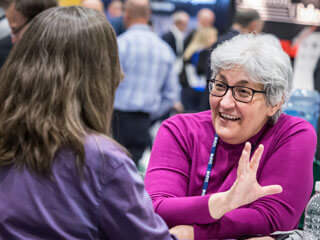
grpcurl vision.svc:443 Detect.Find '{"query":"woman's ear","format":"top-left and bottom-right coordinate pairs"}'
top-left (268, 97), bottom-right (283, 117)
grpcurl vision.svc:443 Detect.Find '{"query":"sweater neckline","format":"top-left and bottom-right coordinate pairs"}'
top-left (216, 122), bottom-right (270, 153)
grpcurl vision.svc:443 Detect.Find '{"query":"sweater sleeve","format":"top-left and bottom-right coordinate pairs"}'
top-left (98, 152), bottom-right (174, 240)
top-left (145, 116), bottom-right (216, 227)
top-left (194, 119), bottom-right (317, 239)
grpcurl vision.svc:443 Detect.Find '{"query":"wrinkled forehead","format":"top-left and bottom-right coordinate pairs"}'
top-left (215, 67), bottom-right (264, 89)
top-left (214, 65), bottom-right (253, 80)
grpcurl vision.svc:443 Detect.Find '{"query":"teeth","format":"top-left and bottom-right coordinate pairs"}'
top-left (220, 113), bottom-right (240, 120)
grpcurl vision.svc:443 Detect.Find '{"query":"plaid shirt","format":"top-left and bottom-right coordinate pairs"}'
top-left (115, 24), bottom-right (180, 118)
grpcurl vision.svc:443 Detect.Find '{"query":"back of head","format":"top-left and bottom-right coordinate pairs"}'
top-left (172, 10), bottom-right (189, 32)
top-left (197, 8), bottom-right (215, 27)
top-left (233, 9), bottom-right (263, 33)
top-left (124, 0), bottom-right (150, 26)
top-left (9, 0), bottom-right (58, 20)
top-left (82, 0), bottom-right (104, 14)
top-left (210, 34), bottom-right (293, 122)
top-left (0, 6), bottom-right (122, 175)
top-left (172, 10), bottom-right (189, 24)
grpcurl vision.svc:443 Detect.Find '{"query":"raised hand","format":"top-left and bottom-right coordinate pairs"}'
top-left (208, 142), bottom-right (282, 219)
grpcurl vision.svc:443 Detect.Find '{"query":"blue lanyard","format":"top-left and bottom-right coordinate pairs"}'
top-left (201, 133), bottom-right (218, 196)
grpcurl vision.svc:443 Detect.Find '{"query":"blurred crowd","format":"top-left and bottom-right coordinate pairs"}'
top-left (0, 0), bottom-right (270, 167)
top-left (0, 0), bottom-right (318, 167)
top-left (0, 0), bottom-right (319, 239)
top-left (1, 0), bottom-right (319, 169)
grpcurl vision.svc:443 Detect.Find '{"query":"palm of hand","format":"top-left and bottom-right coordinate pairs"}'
top-left (227, 143), bottom-right (282, 210)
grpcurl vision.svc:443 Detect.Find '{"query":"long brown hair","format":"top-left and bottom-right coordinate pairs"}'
top-left (0, 6), bottom-right (123, 176)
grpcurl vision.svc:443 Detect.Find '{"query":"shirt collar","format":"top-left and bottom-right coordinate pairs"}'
top-left (128, 24), bottom-right (152, 32)
top-left (217, 122), bottom-right (270, 153)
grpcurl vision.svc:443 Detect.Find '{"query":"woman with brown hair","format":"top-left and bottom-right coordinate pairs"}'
top-left (0, 6), bottom-right (173, 239)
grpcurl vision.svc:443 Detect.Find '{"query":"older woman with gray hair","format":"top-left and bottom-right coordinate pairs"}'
top-left (145, 34), bottom-right (316, 239)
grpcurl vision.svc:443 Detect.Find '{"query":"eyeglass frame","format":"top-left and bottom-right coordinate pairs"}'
top-left (208, 79), bottom-right (267, 103)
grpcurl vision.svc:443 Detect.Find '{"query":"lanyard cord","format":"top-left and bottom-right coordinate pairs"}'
top-left (201, 133), bottom-right (218, 196)
top-left (200, 124), bottom-right (268, 196)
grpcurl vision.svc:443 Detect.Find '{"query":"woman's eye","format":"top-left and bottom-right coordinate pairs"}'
top-left (237, 88), bottom-right (251, 96)
top-left (215, 83), bottom-right (226, 89)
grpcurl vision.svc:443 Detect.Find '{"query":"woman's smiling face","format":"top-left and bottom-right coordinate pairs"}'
top-left (210, 68), bottom-right (280, 144)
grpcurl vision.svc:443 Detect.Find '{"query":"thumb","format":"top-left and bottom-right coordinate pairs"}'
top-left (260, 185), bottom-right (283, 198)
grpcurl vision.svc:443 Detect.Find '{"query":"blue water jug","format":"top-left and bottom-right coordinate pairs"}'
top-left (283, 89), bottom-right (320, 130)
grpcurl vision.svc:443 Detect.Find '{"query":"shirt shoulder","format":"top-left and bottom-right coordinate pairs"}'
top-left (165, 110), bottom-right (212, 124)
top-left (143, 30), bottom-right (176, 60)
top-left (118, 26), bottom-right (175, 59)
top-left (162, 110), bottom-right (214, 138)
top-left (84, 134), bottom-right (131, 179)
top-left (264, 113), bottom-right (317, 149)
top-left (274, 113), bottom-right (316, 135)
top-left (162, 31), bottom-right (174, 40)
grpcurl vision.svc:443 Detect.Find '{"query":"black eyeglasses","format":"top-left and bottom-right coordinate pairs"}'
top-left (208, 79), bottom-right (266, 103)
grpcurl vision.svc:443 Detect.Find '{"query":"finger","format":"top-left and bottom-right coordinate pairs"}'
top-left (237, 143), bottom-right (249, 176)
top-left (259, 184), bottom-right (283, 198)
top-left (250, 144), bottom-right (264, 173)
top-left (237, 142), bottom-right (251, 176)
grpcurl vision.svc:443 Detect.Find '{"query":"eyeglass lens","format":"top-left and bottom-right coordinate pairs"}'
top-left (209, 80), bottom-right (254, 103)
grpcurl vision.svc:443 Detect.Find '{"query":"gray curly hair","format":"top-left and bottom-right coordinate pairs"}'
top-left (210, 34), bottom-right (293, 123)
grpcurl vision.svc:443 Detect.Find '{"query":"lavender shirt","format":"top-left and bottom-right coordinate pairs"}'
top-left (145, 111), bottom-right (317, 239)
top-left (0, 135), bottom-right (173, 240)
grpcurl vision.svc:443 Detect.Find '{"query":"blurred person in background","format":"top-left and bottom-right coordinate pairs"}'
top-left (112, 0), bottom-right (180, 166)
top-left (108, 7), bottom-right (125, 35)
top-left (162, 11), bottom-right (190, 94)
top-left (197, 9), bottom-right (263, 111)
top-left (0, 0), bottom-right (57, 69)
top-left (0, 7), bottom-right (10, 39)
top-left (106, 0), bottom-right (124, 36)
top-left (0, 6), bottom-right (175, 239)
top-left (101, 0), bottom-right (110, 8)
top-left (162, 11), bottom-right (190, 58)
top-left (162, 11), bottom-right (190, 114)
top-left (145, 34), bottom-right (316, 239)
top-left (222, 8), bottom-right (263, 40)
top-left (184, 8), bottom-right (215, 51)
top-left (5, 0), bottom-right (58, 44)
top-left (106, 0), bottom-right (123, 20)
top-left (82, 0), bottom-right (105, 13)
top-left (0, 4), bottom-right (11, 69)
top-left (109, 15), bottom-right (125, 35)
top-left (180, 26), bottom-right (217, 112)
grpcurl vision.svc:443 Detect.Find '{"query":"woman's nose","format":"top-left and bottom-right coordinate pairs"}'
top-left (219, 89), bottom-right (236, 108)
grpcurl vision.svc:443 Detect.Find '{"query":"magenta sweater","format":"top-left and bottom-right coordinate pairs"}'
top-left (145, 111), bottom-right (316, 239)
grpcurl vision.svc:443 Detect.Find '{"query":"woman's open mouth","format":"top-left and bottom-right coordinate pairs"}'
top-left (220, 112), bottom-right (240, 121)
